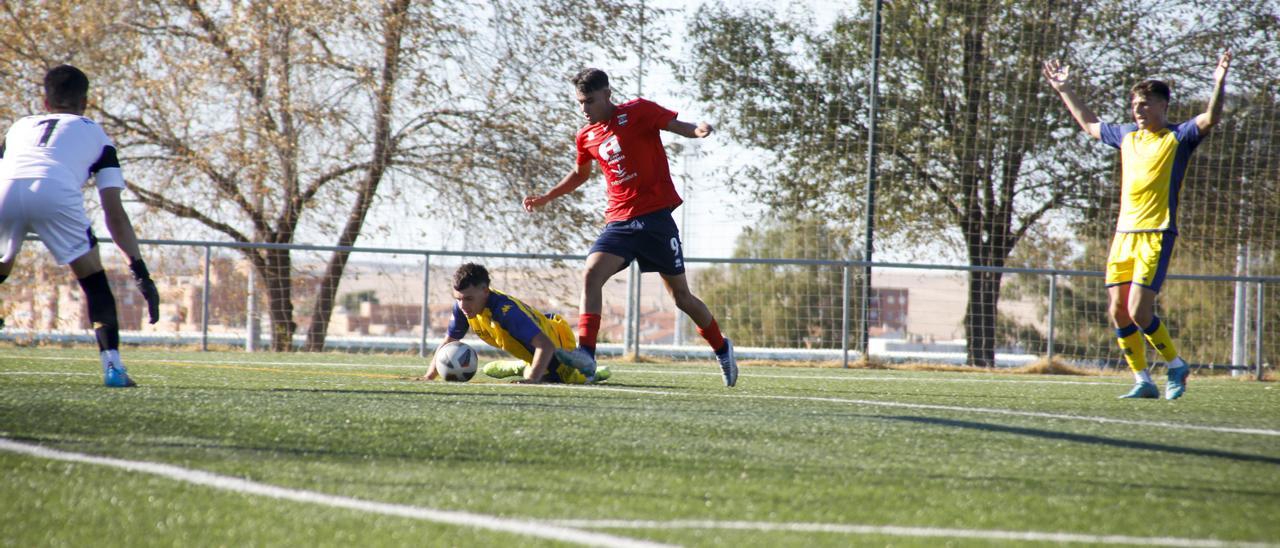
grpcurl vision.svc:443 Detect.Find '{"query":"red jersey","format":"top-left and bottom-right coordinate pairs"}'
top-left (575, 98), bottom-right (682, 223)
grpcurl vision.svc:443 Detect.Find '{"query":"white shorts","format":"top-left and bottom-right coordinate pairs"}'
top-left (0, 178), bottom-right (95, 265)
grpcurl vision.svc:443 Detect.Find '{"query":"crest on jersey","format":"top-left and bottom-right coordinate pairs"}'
top-left (599, 136), bottom-right (623, 162)
top-left (617, 113), bottom-right (629, 126)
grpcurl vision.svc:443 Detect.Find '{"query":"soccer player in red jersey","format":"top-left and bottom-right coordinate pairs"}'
top-left (524, 68), bottom-right (738, 387)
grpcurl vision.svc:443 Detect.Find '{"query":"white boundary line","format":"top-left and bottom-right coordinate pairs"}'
top-left (7, 438), bottom-right (1271, 548)
top-left (0, 438), bottom-right (671, 548)
top-left (550, 519), bottom-right (1278, 548)
top-left (573, 385), bottom-right (1280, 437)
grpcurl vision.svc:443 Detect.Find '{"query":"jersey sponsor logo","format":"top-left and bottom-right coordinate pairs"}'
top-left (599, 135), bottom-right (622, 162)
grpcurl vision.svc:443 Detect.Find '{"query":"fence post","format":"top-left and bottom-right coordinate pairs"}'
top-left (842, 264), bottom-right (851, 368)
top-left (420, 255), bottom-right (431, 359)
top-left (1257, 281), bottom-right (1266, 381)
top-left (246, 264), bottom-right (257, 352)
top-left (1047, 274), bottom-right (1057, 364)
top-left (201, 245), bottom-right (211, 351)
top-left (861, 0), bottom-right (883, 360)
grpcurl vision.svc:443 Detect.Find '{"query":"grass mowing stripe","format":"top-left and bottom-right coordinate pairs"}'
top-left (623, 368), bottom-right (1125, 385)
top-left (573, 385), bottom-right (1280, 437)
top-left (0, 354), bottom-right (427, 370)
top-left (156, 360), bottom-right (403, 379)
top-left (551, 519), bottom-right (1278, 548)
top-left (0, 438), bottom-right (672, 548)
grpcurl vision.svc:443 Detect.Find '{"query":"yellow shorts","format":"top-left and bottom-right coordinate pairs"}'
top-left (1105, 231), bottom-right (1176, 292)
top-left (545, 314), bottom-right (577, 350)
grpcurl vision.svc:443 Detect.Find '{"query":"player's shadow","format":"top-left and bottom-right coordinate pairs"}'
top-left (884, 415), bottom-right (1280, 466)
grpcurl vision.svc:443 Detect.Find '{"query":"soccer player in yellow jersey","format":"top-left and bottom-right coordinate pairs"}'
top-left (421, 263), bottom-right (609, 384)
top-left (1043, 51), bottom-right (1231, 400)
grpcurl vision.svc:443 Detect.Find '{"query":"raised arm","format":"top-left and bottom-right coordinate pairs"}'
top-left (1196, 50), bottom-right (1231, 134)
top-left (1043, 60), bottom-right (1101, 140)
top-left (663, 119), bottom-right (713, 139)
top-left (524, 161), bottom-right (592, 212)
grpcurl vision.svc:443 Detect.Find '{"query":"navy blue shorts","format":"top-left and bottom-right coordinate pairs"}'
top-left (589, 208), bottom-right (686, 275)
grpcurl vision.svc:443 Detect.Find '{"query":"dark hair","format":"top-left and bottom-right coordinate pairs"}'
top-left (1130, 80), bottom-right (1171, 103)
top-left (452, 263), bottom-right (490, 291)
top-left (44, 65), bottom-right (90, 110)
top-left (572, 68), bottom-right (610, 94)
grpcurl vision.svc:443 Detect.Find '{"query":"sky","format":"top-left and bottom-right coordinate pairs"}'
top-left (346, 0), bottom-right (855, 262)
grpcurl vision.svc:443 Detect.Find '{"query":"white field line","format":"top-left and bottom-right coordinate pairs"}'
top-left (0, 353), bottom-right (1125, 384)
top-left (569, 385), bottom-right (1280, 438)
top-left (0, 438), bottom-right (671, 548)
top-left (0, 371), bottom-right (97, 376)
top-left (550, 519), bottom-right (1278, 548)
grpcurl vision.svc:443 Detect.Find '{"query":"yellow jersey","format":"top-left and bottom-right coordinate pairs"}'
top-left (1099, 119), bottom-right (1203, 234)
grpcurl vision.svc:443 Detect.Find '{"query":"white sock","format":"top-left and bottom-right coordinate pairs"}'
top-left (100, 349), bottom-right (123, 374)
top-left (1134, 368), bottom-right (1153, 384)
top-left (1167, 356), bottom-right (1188, 370)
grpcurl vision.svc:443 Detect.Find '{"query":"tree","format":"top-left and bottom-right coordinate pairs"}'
top-left (0, 0), bottom-right (651, 351)
top-left (697, 218), bottom-right (854, 349)
top-left (688, 1), bottom-right (1127, 366)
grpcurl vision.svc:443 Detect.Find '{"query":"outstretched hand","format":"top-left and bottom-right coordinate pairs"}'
top-left (694, 122), bottom-right (714, 138)
top-left (523, 194), bottom-right (548, 212)
top-left (130, 259), bottom-right (160, 324)
top-left (1042, 59), bottom-right (1072, 91)
top-left (1214, 50), bottom-right (1232, 83)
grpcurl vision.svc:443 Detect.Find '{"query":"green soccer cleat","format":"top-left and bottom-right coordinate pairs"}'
top-left (1166, 359), bottom-right (1190, 400)
top-left (482, 360), bottom-right (526, 379)
top-left (591, 365), bottom-right (612, 383)
top-left (1119, 381), bottom-right (1158, 399)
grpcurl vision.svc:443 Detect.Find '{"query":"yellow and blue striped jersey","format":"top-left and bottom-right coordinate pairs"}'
top-left (447, 289), bottom-right (573, 363)
top-left (1100, 119), bottom-right (1202, 234)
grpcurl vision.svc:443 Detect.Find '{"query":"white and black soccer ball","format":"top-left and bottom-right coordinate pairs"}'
top-left (434, 341), bottom-right (478, 382)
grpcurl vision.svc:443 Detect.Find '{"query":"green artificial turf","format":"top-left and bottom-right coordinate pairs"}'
top-left (1, 347), bottom-right (1277, 546)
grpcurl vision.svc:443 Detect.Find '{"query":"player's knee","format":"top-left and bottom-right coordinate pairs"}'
top-left (76, 271), bottom-right (118, 327)
top-left (582, 266), bottom-right (610, 290)
top-left (1108, 301), bottom-right (1130, 325)
top-left (670, 287), bottom-right (695, 308)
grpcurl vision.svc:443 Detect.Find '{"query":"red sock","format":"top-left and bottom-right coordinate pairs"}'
top-left (698, 319), bottom-right (727, 354)
top-left (577, 313), bottom-right (601, 352)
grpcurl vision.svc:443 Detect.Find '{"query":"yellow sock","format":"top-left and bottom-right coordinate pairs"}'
top-left (1116, 324), bottom-right (1147, 374)
top-left (1142, 317), bottom-right (1178, 362)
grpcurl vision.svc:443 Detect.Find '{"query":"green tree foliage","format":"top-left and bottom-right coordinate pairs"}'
top-left (687, 1), bottom-right (1123, 365)
top-left (697, 218), bottom-right (853, 349)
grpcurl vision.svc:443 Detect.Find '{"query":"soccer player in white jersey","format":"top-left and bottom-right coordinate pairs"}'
top-left (0, 65), bottom-right (160, 387)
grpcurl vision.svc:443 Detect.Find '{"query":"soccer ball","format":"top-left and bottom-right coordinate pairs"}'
top-left (434, 341), bottom-right (478, 382)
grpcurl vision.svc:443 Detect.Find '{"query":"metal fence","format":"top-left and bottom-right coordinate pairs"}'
top-left (1, 238), bottom-right (1273, 379)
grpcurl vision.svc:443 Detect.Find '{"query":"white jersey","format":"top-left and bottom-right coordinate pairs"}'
top-left (0, 113), bottom-right (124, 191)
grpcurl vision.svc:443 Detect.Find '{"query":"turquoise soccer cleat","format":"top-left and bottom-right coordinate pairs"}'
top-left (100, 350), bottom-right (136, 388)
top-left (1119, 381), bottom-right (1158, 399)
top-left (103, 363), bottom-right (136, 388)
top-left (1166, 361), bottom-right (1190, 400)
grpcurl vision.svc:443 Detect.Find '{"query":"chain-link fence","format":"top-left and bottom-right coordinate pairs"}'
top-left (1, 238), bottom-right (1271, 378)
